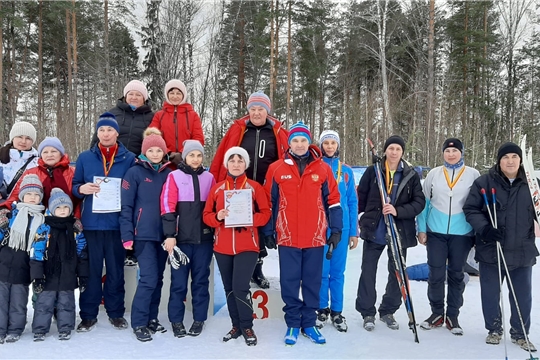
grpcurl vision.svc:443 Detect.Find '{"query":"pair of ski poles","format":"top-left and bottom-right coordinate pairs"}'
top-left (480, 187), bottom-right (537, 360)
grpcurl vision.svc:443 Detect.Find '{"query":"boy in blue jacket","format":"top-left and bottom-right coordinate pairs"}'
top-left (316, 130), bottom-right (359, 332)
top-left (72, 112), bottom-right (135, 332)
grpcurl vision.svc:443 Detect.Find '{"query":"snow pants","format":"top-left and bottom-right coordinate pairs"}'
top-left (33, 290), bottom-right (75, 334)
top-left (0, 281), bottom-right (28, 336)
top-left (319, 231), bottom-right (349, 312)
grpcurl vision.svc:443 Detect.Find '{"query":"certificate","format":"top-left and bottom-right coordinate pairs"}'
top-left (92, 176), bottom-right (121, 213)
top-left (224, 189), bottom-right (253, 228)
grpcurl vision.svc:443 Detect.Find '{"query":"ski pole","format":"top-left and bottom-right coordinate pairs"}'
top-left (481, 188), bottom-right (495, 226)
top-left (491, 188), bottom-right (537, 360)
top-left (326, 243), bottom-right (334, 260)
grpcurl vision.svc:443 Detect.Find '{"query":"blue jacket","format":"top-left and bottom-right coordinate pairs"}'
top-left (322, 157), bottom-right (358, 238)
top-left (72, 142), bottom-right (135, 230)
top-left (119, 159), bottom-right (171, 242)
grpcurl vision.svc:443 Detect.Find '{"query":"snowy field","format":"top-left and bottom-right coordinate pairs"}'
top-left (2, 240), bottom-right (539, 360)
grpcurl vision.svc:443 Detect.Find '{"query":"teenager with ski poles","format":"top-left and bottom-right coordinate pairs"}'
top-left (355, 135), bottom-right (425, 332)
top-left (464, 142), bottom-right (538, 353)
top-left (417, 138), bottom-right (480, 335)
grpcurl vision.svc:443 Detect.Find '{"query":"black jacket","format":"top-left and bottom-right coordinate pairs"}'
top-left (0, 214), bottom-right (33, 285)
top-left (357, 159), bottom-right (425, 248)
top-left (240, 121), bottom-right (279, 185)
top-left (463, 166), bottom-right (539, 269)
top-left (91, 98), bottom-right (154, 154)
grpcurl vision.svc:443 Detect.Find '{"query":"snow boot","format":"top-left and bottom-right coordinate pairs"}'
top-left (420, 313), bottom-right (445, 330)
top-left (251, 259), bottom-right (270, 289)
top-left (330, 311), bottom-right (348, 332)
top-left (172, 322), bottom-right (187, 338)
top-left (223, 327), bottom-right (241, 342)
top-left (76, 318), bottom-right (97, 332)
top-left (284, 327), bottom-right (300, 345)
top-left (58, 331), bottom-right (71, 341)
top-left (242, 328), bottom-right (257, 346)
top-left (363, 316), bottom-right (376, 331)
top-left (109, 317), bottom-right (128, 330)
top-left (380, 314), bottom-right (399, 330)
top-left (486, 331), bottom-right (502, 345)
top-left (302, 326), bottom-right (326, 344)
top-left (188, 321), bottom-right (204, 336)
top-left (512, 337), bottom-right (537, 352)
top-left (316, 308), bottom-right (330, 329)
top-left (133, 326), bottom-right (152, 342)
top-left (33, 333), bottom-right (46, 342)
top-left (5, 334), bottom-right (20, 343)
top-left (445, 316), bottom-right (463, 336)
top-left (147, 319), bottom-right (167, 334)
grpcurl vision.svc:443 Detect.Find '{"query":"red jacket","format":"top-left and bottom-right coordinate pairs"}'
top-left (209, 115), bottom-right (289, 182)
top-left (203, 174), bottom-right (271, 255)
top-left (149, 102), bottom-right (205, 153)
top-left (3, 155), bottom-right (80, 217)
top-left (264, 146), bottom-right (342, 249)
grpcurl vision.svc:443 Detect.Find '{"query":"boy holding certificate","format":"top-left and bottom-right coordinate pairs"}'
top-left (264, 121), bottom-right (343, 345)
top-left (203, 146), bottom-right (271, 346)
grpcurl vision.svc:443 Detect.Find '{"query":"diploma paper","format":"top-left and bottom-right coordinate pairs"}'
top-left (224, 189), bottom-right (253, 228)
top-left (92, 176), bottom-right (121, 213)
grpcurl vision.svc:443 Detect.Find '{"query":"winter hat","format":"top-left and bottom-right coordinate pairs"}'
top-left (182, 140), bottom-right (205, 161)
top-left (247, 91), bottom-right (271, 114)
top-left (96, 111), bottom-right (120, 134)
top-left (288, 121), bottom-right (312, 144)
top-left (442, 138), bottom-right (464, 153)
top-left (38, 137), bottom-right (65, 156)
top-left (19, 174), bottom-right (44, 202)
top-left (497, 142), bottom-right (522, 165)
top-left (383, 135), bottom-right (406, 152)
top-left (141, 128), bottom-right (167, 155)
top-left (123, 80), bottom-right (148, 101)
top-left (319, 130), bottom-right (340, 149)
top-left (48, 187), bottom-right (73, 216)
top-left (164, 79), bottom-right (188, 105)
top-left (223, 146), bottom-right (250, 169)
top-left (10, 121), bottom-right (37, 142)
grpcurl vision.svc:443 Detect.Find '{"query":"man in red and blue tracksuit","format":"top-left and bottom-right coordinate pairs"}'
top-left (264, 121), bottom-right (343, 345)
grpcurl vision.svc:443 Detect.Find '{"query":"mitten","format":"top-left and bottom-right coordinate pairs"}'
top-left (74, 218), bottom-right (84, 233)
top-left (264, 235), bottom-right (277, 250)
top-left (327, 232), bottom-right (341, 248)
top-left (0, 208), bottom-right (10, 229)
top-left (234, 227), bottom-right (248, 233)
top-left (482, 226), bottom-right (504, 243)
top-left (78, 277), bottom-right (88, 293)
top-left (33, 278), bottom-right (45, 294)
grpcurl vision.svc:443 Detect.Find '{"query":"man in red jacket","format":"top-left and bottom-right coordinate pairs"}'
top-left (209, 92), bottom-right (289, 289)
top-left (263, 121), bottom-right (343, 345)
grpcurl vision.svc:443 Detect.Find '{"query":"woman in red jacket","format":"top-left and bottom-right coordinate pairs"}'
top-left (148, 79), bottom-right (205, 166)
top-left (203, 147), bottom-right (271, 347)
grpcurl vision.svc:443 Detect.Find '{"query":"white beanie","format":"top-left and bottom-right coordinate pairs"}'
top-left (223, 147), bottom-right (250, 169)
top-left (319, 130), bottom-right (340, 148)
top-left (164, 79), bottom-right (188, 105)
top-left (10, 121), bottom-right (37, 142)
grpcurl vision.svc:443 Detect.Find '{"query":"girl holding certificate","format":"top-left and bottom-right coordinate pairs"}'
top-left (203, 147), bottom-right (271, 347)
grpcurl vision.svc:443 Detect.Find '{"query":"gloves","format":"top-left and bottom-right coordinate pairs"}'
top-left (234, 227), bottom-right (248, 233)
top-left (33, 279), bottom-right (45, 294)
top-left (482, 226), bottom-right (504, 243)
top-left (78, 277), bottom-right (88, 293)
top-left (74, 218), bottom-right (83, 233)
top-left (264, 235), bottom-right (277, 250)
top-left (123, 240), bottom-right (134, 250)
top-left (162, 244), bottom-right (190, 270)
top-left (0, 208), bottom-right (10, 229)
top-left (169, 152), bottom-right (183, 166)
top-left (327, 232), bottom-right (342, 248)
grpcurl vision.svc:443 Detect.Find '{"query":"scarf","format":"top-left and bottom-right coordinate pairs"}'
top-left (44, 215), bottom-right (76, 277)
top-left (444, 157), bottom-right (464, 170)
top-left (9, 202), bottom-right (45, 252)
top-left (41, 166), bottom-right (70, 207)
top-left (138, 154), bottom-right (161, 171)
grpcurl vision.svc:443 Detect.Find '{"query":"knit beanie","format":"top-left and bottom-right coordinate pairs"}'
top-left (319, 130), bottom-right (340, 149)
top-left (123, 80), bottom-right (148, 101)
top-left (288, 121), bottom-right (312, 144)
top-left (141, 128), bottom-right (167, 155)
top-left (182, 140), bottom-right (205, 161)
top-left (223, 146), bottom-right (250, 169)
top-left (247, 91), bottom-right (271, 114)
top-left (96, 111), bottom-right (120, 133)
top-left (164, 79), bottom-right (188, 105)
top-left (10, 121), bottom-right (37, 142)
top-left (19, 174), bottom-right (44, 202)
top-left (383, 135), bottom-right (406, 152)
top-left (497, 142), bottom-right (522, 165)
top-left (38, 137), bottom-right (65, 156)
top-left (48, 187), bottom-right (73, 216)
top-left (442, 138), bottom-right (464, 153)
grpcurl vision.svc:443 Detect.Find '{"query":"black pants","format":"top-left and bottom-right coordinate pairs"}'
top-left (215, 251), bottom-right (258, 330)
top-left (33, 290), bottom-right (75, 333)
top-left (355, 240), bottom-right (407, 318)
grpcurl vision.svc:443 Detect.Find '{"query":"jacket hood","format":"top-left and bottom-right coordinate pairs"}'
top-left (116, 98), bottom-right (152, 114)
top-left (37, 154), bottom-right (71, 169)
top-left (161, 102), bottom-right (195, 113)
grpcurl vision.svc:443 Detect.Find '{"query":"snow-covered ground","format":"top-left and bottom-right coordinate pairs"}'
top-left (2, 242), bottom-right (539, 359)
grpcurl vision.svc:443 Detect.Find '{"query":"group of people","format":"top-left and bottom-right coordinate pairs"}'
top-left (0, 79), bottom-right (537, 354)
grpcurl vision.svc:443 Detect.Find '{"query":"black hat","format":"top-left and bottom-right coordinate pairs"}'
top-left (442, 138), bottom-right (463, 153)
top-left (383, 135), bottom-right (405, 152)
top-left (497, 142), bottom-right (522, 164)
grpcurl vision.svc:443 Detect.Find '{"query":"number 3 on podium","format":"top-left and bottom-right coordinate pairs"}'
top-left (252, 290), bottom-right (269, 319)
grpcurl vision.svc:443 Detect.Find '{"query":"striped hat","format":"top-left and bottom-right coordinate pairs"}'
top-left (288, 121), bottom-right (311, 144)
top-left (247, 91), bottom-right (271, 114)
top-left (19, 174), bottom-right (44, 202)
top-left (319, 130), bottom-right (340, 149)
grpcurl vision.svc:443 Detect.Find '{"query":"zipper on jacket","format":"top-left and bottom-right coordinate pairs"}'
top-left (135, 208), bottom-right (143, 236)
top-left (446, 169), bottom-right (455, 234)
top-left (174, 107), bottom-right (179, 152)
top-left (253, 129), bottom-right (260, 181)
top-left (127, 112), bottom-right (135, 150)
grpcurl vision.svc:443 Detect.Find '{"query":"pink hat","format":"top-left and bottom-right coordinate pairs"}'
top-left (124, 80), bottom-right (148, 101)
top-left (164, 79), bottom-right (188, 105)
top-left (141, 128), bottom-right (167, 155)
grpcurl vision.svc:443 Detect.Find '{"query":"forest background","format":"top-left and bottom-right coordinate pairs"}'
top-left (1, 0), bottom-right (540, 170)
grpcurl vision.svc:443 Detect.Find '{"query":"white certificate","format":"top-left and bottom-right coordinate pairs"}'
top-left (224, 189), bottom-right (253, 228)
top-left (91, 176), bottom-right (121, 213)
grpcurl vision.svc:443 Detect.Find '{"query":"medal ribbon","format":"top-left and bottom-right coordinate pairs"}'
top-left (226, 177), bottom-right (248, 190)
top-left (384, 160), bottom-right (395, 195)
top-left (335, 161), bottom-right (342, 183)
top-left (101, 147), bottom-right (117, 176)
top-left (443, 166), bottom-right (466, 191)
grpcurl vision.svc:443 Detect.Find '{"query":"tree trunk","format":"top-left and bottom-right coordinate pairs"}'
top-left (104, 0), bottom-right (110, 106)
top-left (377, 0), bottom-right (392, 134)
top-left (269, 0), bottom-right (275, 103)
top-left (66, 9), bottom-right (73, 146)
top-left (0, 1), bottom-right (4, 140)
top-left (427, 0), bottom-right (435, 165)
top-left (237, 11), bottom-right (246, 112)
top-left (72, 1), bottom-right (79, 153)
top-left (285, 0), bottom-right (292, 128)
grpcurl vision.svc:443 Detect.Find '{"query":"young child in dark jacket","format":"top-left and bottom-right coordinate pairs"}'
top-left (30, 188), bottom-right (89, 342)
top-left (161, 140), bottom-right (216, 339)
top-left (0, 174), bottom-right (46, 344)
top-left (120, 128), bottom-right (171, 342)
